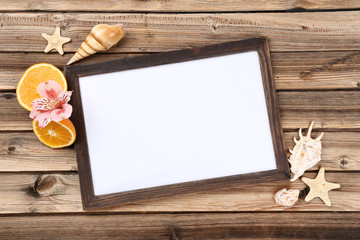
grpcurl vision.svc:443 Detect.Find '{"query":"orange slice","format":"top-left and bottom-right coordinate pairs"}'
top-left (32, 119), bottom-right (76, 148)
top-left (16, 63), bottom-right (67, 111)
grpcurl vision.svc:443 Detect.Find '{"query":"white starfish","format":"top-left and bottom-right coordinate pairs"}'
top-left (42, 27), bottom-right (71, 55)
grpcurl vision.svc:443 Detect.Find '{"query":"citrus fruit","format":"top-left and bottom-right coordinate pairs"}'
top-left (16, 63), bottom-right (67, 111)
top-left (32, 119), bottom-right (76, 148)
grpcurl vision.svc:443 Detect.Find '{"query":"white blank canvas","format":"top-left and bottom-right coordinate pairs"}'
top-left (79, 51), bottom-right (277, 196)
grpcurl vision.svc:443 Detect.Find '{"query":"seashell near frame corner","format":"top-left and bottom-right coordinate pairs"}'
top-left (288, 121), bottom-right (324, 181)
top-left (67, 24), bottom-right (125, 65)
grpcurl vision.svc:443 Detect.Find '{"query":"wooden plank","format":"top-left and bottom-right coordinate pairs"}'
top-left (0, 53), bottom-right (137, 68)
top-left (0, 133), bottom-right (76, 172)
top-left (0, 53), bottom-right (137, 91)
top-left (278, 91), bottom-right (360, 110)
top-left (0, 92), bottom-right (31, 131)
top-left (2, 91), bottom-right (360, 131)
top-left (0, 213), bottom-right (359, 239)
top-left (1, 12), bottom-right (360, 53)
top-left (0, 171), bottom-right (358, 213)
top-left (1, 131), bottom-right (359, 172)
top-left (272, 51), bottom-right (360, 90)
top-left (278, 91), bottom-right (360, 130)
top-left (2, 51), bottom-right (360, 91)
top-left (2, 0), bottom-right (360, 12)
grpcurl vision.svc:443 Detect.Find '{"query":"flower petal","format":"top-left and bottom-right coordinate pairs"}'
top-left (32, 110), bottom-right (52, 128)
top-left (29, 109), bottom-right (41, 119)
top-left (38, 117), bottom-right (52, 128)
top-left (37, 80), bottom-right (63, 100)
top-left (50, 104), bottom-right (73, 122)
top-left (57, 91), bottom-right (72, 104)
top-left (31, 98), bottom-right (55, 110)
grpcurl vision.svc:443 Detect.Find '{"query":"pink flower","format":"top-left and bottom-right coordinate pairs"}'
top-left (30, 80), bottom-right (73, 128)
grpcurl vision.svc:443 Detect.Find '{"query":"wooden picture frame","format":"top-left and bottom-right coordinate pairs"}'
top-left (64, 37), bottom-right (290, 210)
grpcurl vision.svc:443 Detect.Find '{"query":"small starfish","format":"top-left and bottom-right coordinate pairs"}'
top-left (42, 27), bottom-right (71, 55)
top-left (302, 167), bottom-right (340, 206)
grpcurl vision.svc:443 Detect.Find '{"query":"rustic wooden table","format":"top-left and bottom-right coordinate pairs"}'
top-left (1, 1), bottom-right (360, 239)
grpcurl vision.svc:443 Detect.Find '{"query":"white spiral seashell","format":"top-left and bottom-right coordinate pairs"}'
top-left (67, 24), bottom-right (125, 65)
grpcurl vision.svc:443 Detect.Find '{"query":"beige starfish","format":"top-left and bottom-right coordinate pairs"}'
top-left (301, 167), bottom-right (340, 206)
top-left (42, 27), bottom-right (71, 55)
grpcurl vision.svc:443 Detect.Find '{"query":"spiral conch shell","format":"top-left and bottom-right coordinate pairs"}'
top-left (289, 121), bottom-right (324, 181)
top-left (274, 188), bottom-right (300, 207)
top-left (67, 24), bottom-right (125, 65)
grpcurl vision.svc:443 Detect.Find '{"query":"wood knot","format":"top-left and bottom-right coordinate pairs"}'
top-left (2, 93), bottom-right (16, 100)
top-left (301, 25), bottom-right (309, 30)
top-left (33, 175), bottom-right (64, 197)
top-left (7, 146), bottom-right (16, 155)
top-left (357, 81), bottom-right (360, 88)
top-left (299, 71), bottom-right (312, 81)
top-left (338, 156), bottom-right (348, 169)
top-left (212, 24), bottom-right (218, 31)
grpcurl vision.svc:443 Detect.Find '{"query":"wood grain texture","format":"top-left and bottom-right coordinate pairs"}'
top-left (1, 12), bottom-right (360, 53)
top-left (0, 2), bottom-right (359, 238)
top-left (0, 92), bottom-right (31, 131)
top-left (1, 0), bottom-right (360, 12)
top-left (0, 53), bottom-right (138, 91)
top-left (0, 213), bottom-right (359, 239)
top-left (2, 51), bottom-right (360, 91)
top-left (0, 171), bottom-right (357, 213)
top-left (0, 133), bottom-right (76, 172)
top-left (272, 51), bottom-right (360, 90)
top-left (1, 132), bottom-right (359, 172)
top-left (2, 91), bottom-right (360, 131)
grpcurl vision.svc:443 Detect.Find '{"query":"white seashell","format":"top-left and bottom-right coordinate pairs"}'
top-left (67, 24), bottom-right (125, 65)
top-left (274, 188), bottom-right (300, 207)
top-left (288, 121), bottom-right (324, 181)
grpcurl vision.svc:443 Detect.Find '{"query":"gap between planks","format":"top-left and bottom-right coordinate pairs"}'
top-left (4, 9), bottom-right (360, 14)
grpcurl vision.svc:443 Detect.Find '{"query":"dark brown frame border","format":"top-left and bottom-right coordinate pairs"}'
top-left (64, 37), bottom-right (290, 210)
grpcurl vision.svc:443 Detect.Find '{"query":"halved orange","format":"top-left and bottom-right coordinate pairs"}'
top-left (16, 63), bottom-right (67, 111)
top-left (32, 119), bottom-right (76, 148)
